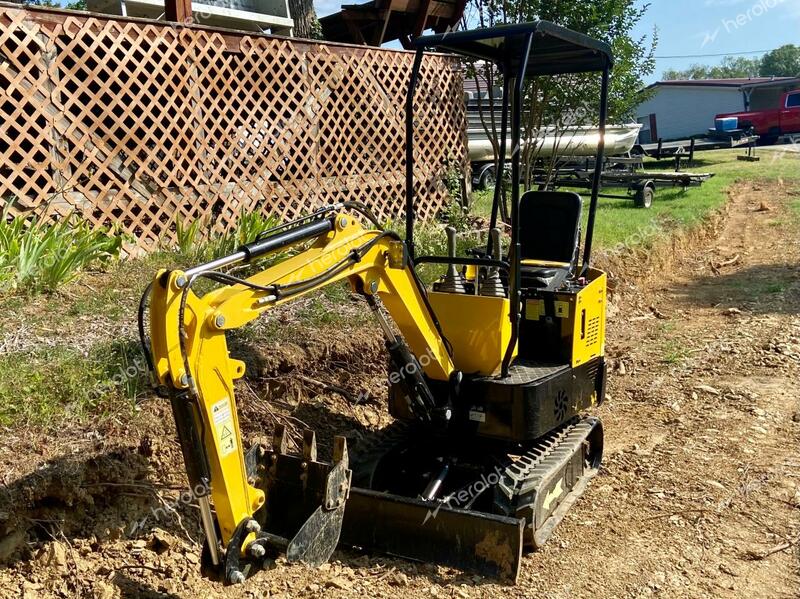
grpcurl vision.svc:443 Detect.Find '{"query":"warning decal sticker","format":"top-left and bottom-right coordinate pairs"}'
top-left (211, 397), bottom-right (237, 457)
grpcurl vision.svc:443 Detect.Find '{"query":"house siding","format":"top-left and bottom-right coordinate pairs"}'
top-left (635, 86), bottom-right (745, 141)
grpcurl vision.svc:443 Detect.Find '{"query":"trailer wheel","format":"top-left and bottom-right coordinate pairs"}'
top-left (478, 166), bottom-right (496, 191)
top-left (634, 185), bottom-right (654, 208)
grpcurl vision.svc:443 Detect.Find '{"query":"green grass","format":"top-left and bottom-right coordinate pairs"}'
top-left (790, 194), bottom-right (800, 224)
top-left (0, 210), bottom-right (122, 294)
top-left (764, 281), bottom-right (787, 294)
top-left (172, 211), bottom-right (282, 264)
top-left (0, 340), bottom-right (145, 426)
top-left (661, 339), bottom-right (690, 364)
top-left (295, 283), bottom-right (362, 326)
top-left (470, 149), bottom-right (800, 253)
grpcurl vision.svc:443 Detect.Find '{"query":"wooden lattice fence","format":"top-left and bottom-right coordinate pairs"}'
top-left (0, 4), bottom-right (468, 250)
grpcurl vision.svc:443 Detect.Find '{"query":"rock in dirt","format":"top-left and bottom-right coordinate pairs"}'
top-left (649, 305), bottom-right (669, 320)
top-left (719, 563), bottom-right (740, 577)
top-left (92, 581), bottom-right (118, 599)
top-left (326, 576), bottom-right (354, 590)
top-left (694, 384), bottom-right (721, 396)
top-left (147, 529), bottom-right (174, 554)
top-left (389, 572), bottom-right (409, 587)
top-left (38, 541), bottom-right (68, 568)
top-left (21, 581), bottom-right (44, 599)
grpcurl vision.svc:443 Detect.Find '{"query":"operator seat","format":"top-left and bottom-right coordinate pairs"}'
top-left (519, 190), bottom-right (582, 290)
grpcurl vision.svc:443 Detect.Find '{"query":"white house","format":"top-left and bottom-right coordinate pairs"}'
top-left (635, 77), bottom-right (798, 143)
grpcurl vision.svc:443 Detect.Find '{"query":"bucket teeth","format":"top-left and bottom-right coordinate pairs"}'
top-left (333, 435), bottom-right (349, 465)
top-left (302, 429), bottom-right (318, 462)
top-left (273, 424), bottom-right (289, 455)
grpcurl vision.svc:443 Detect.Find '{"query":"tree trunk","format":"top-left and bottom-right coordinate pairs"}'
top-left (288, 0), bottom-right (320, 39)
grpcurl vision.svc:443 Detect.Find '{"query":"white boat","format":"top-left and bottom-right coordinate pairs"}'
top-left (467, 123), bottom-right (643, 162)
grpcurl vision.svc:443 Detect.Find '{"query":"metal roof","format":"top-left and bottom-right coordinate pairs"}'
top-left (413, 21), bottom-right (613, 76)
top-left (647, 77), bottom-right (796, 90)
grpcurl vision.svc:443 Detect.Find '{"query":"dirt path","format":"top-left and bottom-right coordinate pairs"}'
top-left (520, 182), bottom-right (800, 599)
top-left (1, 181), bottom-right (798, 598)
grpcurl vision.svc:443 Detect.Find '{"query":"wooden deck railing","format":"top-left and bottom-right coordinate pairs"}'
top-left (0, 4), bottom-right (467, 249)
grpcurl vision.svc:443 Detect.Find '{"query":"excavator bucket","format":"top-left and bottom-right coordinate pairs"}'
top-left (222, 426), bottom-right (351, 582)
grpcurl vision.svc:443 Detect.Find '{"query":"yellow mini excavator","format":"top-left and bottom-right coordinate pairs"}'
top-left (139, 22), bottom-right (612, 584)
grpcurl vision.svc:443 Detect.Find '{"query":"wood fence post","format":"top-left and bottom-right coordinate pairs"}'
top-left (165, 0), bottom-right (192, 24)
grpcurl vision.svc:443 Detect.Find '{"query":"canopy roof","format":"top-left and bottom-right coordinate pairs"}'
top-left (413, 21), bottom-right (613, 76)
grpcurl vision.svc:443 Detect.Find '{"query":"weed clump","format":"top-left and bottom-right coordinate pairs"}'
top-left (173, 211), bottom-right (282, 264)
top-left (0, 209), bottom-right (122, 294)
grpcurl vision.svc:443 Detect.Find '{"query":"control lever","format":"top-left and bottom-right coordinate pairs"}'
top-left (479, 228), bottom-right (505, 297)
top-left (438, 226), bottom-right (467, 294)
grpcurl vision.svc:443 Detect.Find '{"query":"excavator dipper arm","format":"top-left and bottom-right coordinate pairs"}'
top-left (141, 209), bottom-right (454, 580)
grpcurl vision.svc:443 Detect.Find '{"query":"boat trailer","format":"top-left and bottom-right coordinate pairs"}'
top-left (532, 155), bottom-right (714, 208)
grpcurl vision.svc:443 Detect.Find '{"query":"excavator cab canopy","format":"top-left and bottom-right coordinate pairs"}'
top-left (413, 21), bottom-right (613, 76)
top-left (405, 21), bottom-right (613, 376)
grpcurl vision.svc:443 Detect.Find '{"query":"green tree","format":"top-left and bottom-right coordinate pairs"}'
top-left (14, 0), bottom-right (61, 6)
top-left (662, 65), bottom-right (707, 80)
top-left (760, 45), bottom-right (800, 77)
top-left (662, 47), bottom-right (800, 81)
top-left (471, 0), bottom-right (656, 119)
top-left (663, 56), bottom-right (762, 80)
top-left (716, 57), bottom-right (761, 78)
top-left (287, 0), bottom-right (323, 40)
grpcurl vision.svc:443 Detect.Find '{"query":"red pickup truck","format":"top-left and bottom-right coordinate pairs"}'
top-left (715, 89), bottom-right (800, 143)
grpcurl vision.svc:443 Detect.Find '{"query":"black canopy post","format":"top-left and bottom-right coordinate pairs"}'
top-left (581, 63), bottom-right (610, 273)
top-left (500, 32), bottom-right (534, 378)
top-left (487, 74), bottom-right (511, 255)
top-left (405, 48), bottom-right (425, 259)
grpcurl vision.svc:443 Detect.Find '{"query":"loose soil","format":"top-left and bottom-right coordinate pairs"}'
top-left (1, 181), bottom-right (798, 598)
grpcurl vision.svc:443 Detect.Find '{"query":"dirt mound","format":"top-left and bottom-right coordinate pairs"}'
top-left (0, 446), bottom-right (150, 566)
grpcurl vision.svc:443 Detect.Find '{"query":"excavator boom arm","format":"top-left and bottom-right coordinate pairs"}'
top-left (145, 212), bottom-right (454, 556)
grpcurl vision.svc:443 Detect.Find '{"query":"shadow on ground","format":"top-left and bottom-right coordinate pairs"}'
top-left (113, 572), bottom-right (183, 599)
top-left (675, 263), bottom-right (800, 314)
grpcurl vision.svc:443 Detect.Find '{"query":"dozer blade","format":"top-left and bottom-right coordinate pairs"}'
top-left (343, 488), bottom-right (525, 582)
top-left (336, 416), bottom-right (602, 583)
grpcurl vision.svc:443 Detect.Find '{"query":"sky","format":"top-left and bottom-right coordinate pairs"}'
top-left (312, 0), bottom-right (800, 82)
top-left (632, 0), bottom-right (800, 83)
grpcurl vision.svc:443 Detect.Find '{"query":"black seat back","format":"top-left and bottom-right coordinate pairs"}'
top-left (519, 190), bottom-right (582, 269)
